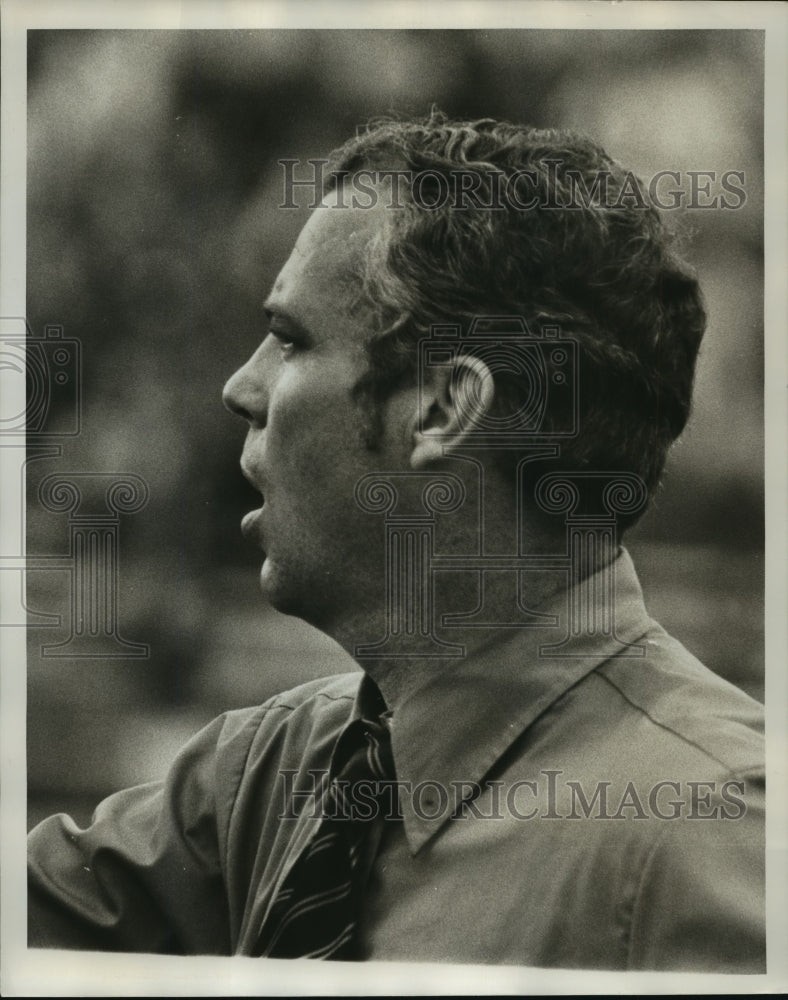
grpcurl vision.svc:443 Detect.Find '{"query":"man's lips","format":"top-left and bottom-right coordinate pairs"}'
top-left (241, 507), bottom-right (262, 540)
top-left (240, 454), bottom-right (264, 492)
top-left (239, 459), bottom-right (265, 542)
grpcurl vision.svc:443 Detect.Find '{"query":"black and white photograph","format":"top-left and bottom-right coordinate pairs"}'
top-left (2, 1), bottom-right (786, 995)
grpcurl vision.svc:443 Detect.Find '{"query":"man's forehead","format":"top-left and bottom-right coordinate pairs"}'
top-left (269, 196), bottom-right (387, 303)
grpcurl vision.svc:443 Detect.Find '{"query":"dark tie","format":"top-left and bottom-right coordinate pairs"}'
top-left (256, 715), bottom-right (397, 960)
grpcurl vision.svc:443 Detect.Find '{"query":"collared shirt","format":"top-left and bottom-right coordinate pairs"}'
top-left (28, 549), bottom-right (765, 970)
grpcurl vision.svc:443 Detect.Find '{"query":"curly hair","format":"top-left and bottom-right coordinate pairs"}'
top-left (323, 112), bottom-right (706, 530)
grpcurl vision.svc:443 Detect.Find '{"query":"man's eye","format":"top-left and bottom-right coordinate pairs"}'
top-left (269, 329), bottom-right (297, 352)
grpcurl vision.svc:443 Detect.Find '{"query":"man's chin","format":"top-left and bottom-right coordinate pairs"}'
top-left (258, 561), bottom-right (309, 621)
top-left (258, 560), bottom-right (281, 606)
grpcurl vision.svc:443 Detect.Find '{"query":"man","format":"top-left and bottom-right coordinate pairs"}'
top-left (28, 114), bottom-right (764, 970)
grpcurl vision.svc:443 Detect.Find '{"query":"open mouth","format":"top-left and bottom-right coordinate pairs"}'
top-left (241, 502), bottom-right (264, 541)
top-left (239, 463), bottom-right (265, 540)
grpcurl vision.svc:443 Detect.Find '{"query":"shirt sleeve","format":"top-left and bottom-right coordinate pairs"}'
top-left (627, 771), bottom-right (766, 972)
top-left (28, 708), bottom-right (260, 954)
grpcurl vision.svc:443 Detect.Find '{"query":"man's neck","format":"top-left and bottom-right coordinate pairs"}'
top-left (326, 467), bottom-right (619, 714)
top-left (333, 559), bottom-right (572, 714)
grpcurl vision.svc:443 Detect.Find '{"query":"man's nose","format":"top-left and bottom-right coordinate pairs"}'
top-left (222, 352), bottom-right (267, 426)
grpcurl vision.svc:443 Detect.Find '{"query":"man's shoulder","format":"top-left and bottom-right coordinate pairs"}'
top-left (188, 671), bottom-right (361, 770)
top-left (257, 670), bottom-right (362, 712)
top-left (590, 620), bottom-right (763, 780)
top-left (179, 671), bottom-right (363, 817)
top-left (218, 669), bottom-right (355, 717)
top-left (219, 670), bottom-right (361, 737)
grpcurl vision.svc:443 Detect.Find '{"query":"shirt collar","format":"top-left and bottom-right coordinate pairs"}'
top-left (361, 546), bottom-right (653, 854)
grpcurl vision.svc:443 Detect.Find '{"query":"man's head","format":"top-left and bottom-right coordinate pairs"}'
top-left (323, 112), bottom-right (707, 527)
top-left (223, 111), bottom-right (706, 630)
top-left (222, 197), bottom-right (415, 630)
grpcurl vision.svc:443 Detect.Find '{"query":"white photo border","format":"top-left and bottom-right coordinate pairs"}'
top-left (2, 1), bottom-right (786, 995)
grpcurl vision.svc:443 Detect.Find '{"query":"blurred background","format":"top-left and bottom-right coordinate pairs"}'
top-left (26, 29), bottom-right (764, 828)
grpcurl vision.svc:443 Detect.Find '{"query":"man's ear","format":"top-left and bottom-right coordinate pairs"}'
top-left (410, 354), bottom-right (495, 469)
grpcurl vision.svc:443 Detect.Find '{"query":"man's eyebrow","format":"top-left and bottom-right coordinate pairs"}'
top-left (262, 301), bottom-right (313, 340)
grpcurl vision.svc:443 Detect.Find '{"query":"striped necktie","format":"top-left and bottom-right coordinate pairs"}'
top-left (256, 714), bottom-right (397, 960)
